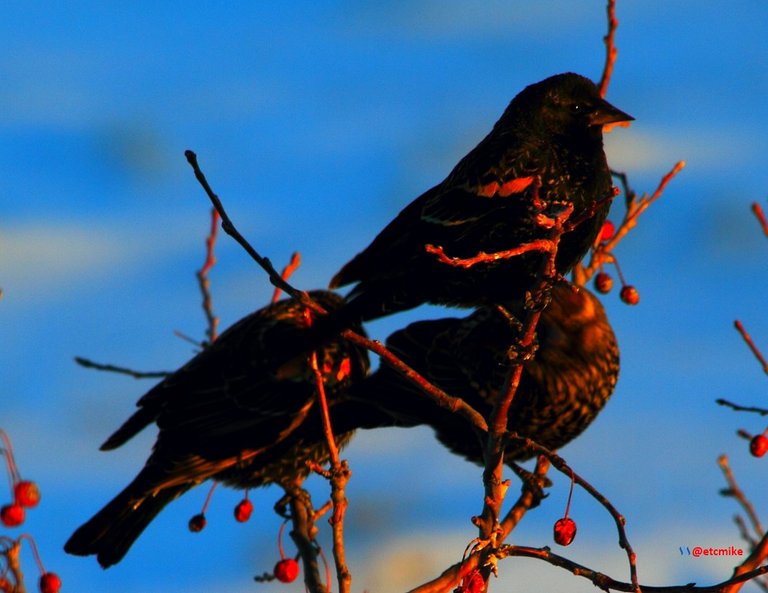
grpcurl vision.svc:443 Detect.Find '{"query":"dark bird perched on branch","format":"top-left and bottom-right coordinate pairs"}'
top-left (346, 281), bottom-right (619, 465)
top-left (64, 291), bottom-right (370, 568)
top-left (330, 73), bottom-right (632, 324)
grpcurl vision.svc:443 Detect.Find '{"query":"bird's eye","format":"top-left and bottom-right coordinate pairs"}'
top-left (570, 103), bottom-right (585, 115)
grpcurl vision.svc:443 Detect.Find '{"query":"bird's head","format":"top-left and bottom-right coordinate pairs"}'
top-left (501, 72), bottom-right (634, 139)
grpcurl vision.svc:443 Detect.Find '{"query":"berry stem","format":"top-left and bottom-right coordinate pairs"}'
top-left (0, 430), bottom-right (21, 495)
top-left (563, 469), bottom-right (576, 519)
top-left (18, 534), bottom-right (46, 574)
top-left (277, 518), bottom-right (289, 560)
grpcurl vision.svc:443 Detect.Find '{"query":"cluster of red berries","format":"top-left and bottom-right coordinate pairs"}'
top-left (1, 429), bottom-right (41, 529)
top-left (187, 486), bottom-right (299, 584)
top-left (1, 430), bottom-right (61, 593)
top-left (187, 486), bottom-right (254, 533)
top-left (1, 480), bottom-right (40, 528)
top-left (593, 221), bottom-right (640, 306)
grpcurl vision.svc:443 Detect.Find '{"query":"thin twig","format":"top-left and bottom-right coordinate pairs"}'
top-left (308, 336), bottom-right (352, 593)
top-left (577, 161), bottom-right (685, 283)
top-left (715, 399), bottom-right (768, 417)
top-left (273, 252), bottom-right (301, 304)
top-left (73, 357), bottom-right (169, 379)
top-left (717, 455), bottom-right (764, 544)
top-left (751, 202), bottom-right (768, 238)
top-left (196, 207), bottom-right (220, 344)
top-left (734, 320), bottom-right (768, 375)
top-left (598, 0), bottom-right (618, 98)
top-left (185, 150), bottom-right (313, 308)
top-left (508, 434), bottom-right (640, 592)
top-left (285, 486), bottom-right (328, 593)
top-left (500, 545), bottom-right (768, 593)
top-left (184, 149), bottom-right (489, 436)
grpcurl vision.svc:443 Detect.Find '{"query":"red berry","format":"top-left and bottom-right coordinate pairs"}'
top-left (553, 517), bottom-right (577, 546)
top-left (620, 285), bottom-right (640, 305)
top-left (234, 498), bottom-right (253, 523)
top-left (594, 272), bottom-right (613, 294)
top-left (274, 558), bottom-right (299, 583)
top-left (458, 569), bottom-right (485, 593)
top-left (15, 480), bottom-right (41, 508)
top-left (750, 434), bottom-right (768, 457)
top-left (1, 503), bottom-right (25, 527)
top-left (39, 572), bottom-right (62, 593)
top-left (599, 220), bottom-right (615, 242)
top-left (188, 513), bottom-right (206, 532)
top-left (0, 577), bottom-right (12, 593)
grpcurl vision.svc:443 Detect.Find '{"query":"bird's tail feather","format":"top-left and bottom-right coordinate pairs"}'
top-left (64, 475), bottom-right (191, 568)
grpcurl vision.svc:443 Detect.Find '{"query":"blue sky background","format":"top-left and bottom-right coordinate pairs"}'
top-left (2, 1), bottom-right (768, 591)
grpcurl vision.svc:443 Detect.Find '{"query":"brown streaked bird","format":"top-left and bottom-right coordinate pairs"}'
top-left (64, 291), bottom-right (369, 568)
top-left (349, 281), bottom-right (619, 465)
top-left (329, 72), bottom-right (632, 325)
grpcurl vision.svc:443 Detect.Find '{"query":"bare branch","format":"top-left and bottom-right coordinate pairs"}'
top-left (734, 320), bottom-right (768, 375)
top-left (73, 357), bottom-right (169, 379)
top-left (308, 342), bottom-right (351, 593)
top-left (273, 252), bottom-right (302, 304)
top-left (196, 207), bottom-right (220, 344)
top-left (598, 0), bottom-right (618, 98)
top-left (715, 399), bottom-right (768, 417)
top-left (502, 545), bottom-right (768, 593)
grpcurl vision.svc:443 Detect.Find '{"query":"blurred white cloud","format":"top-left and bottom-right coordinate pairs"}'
top-left (0, 216), bottom-right (200, 306)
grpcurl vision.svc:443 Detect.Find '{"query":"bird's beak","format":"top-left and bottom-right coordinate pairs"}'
top-left (588, 98), bottom-right (634, 126)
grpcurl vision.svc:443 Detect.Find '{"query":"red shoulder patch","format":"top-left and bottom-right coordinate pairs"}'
top-left (477, 176), bottom-right (534, 198)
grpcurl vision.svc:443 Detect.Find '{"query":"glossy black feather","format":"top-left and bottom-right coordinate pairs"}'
top-left (330, 73), bottom-right (632, 322)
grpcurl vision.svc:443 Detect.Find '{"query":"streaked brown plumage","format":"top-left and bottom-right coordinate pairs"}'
top-left (350, 281), bottom-right (619, 464)
top-left (65, 291), bottom-right (369, 568)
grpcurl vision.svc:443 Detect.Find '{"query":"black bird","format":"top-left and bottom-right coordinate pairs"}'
top-left (330, 73), bottom-right (632, 323)
top-left (350, 281), bottom-right (619, 464)
top-left (65, 291), bottom-right (370, 568)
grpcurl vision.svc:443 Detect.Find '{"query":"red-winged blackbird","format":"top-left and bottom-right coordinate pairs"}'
top-left (330, 73), bottom-right (632, 323)
top-left (348, 281), bottom-right (619, 464)
top-left (64, 291), bottom-right (369, 568)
